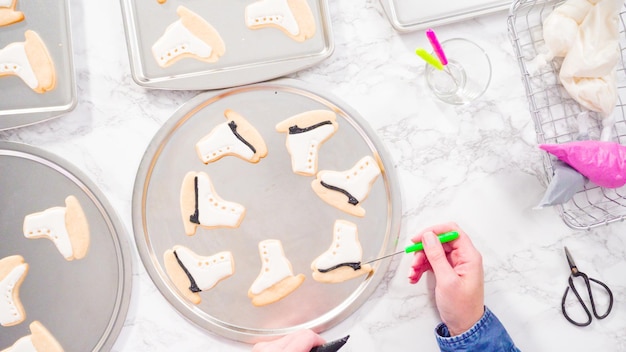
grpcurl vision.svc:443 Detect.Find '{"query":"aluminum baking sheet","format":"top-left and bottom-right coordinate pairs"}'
top-left (120, 0), bottom-right (334, 90)
top-left (132, 79), bottom-right (401, 343)
top-left (0, 0), bottom-right (77, 130)
top-left (380, 0), bottom-right (511, 32)
top-left (0, 141), bottom-right (132, 351)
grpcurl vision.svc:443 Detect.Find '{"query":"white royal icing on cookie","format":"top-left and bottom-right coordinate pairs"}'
top-left (320, 155), bottom-right (381, 201)
top-left (313, 220), bottom-right (362, 270)
top-left (4, 336), bottom-right (37, 352)
top-left (0, 263), bottom-right (27, 326)
top-left (249, 240), bottom-right (294, 295)
top-left (152, 20), bottom-right (213, 67)
top-left (196, 122), bottom-right (255, 163)
top-left (175, 247), bottom-right (234, 291)
top-left (23, 207), bottom-right (73, 259)
top-left (0, 42), bottom-right (37, 89)
top-left (286, 123), bottom-right (336, 175)
top-left (245, 0), bottom-right (299, 35)
top-left (0, 0), bottom-right (14, 8)
top-left (195, 172), bottom-right (245, 227)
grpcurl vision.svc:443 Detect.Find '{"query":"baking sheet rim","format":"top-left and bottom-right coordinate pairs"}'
top-left (380, 0), bottom-right (511, 32)
top-left (119, 0), bottom-right (335, 90)
top-left (131, 79), bottom-right (402, 343)
top-left (0, 140), bottom-right (133, 351)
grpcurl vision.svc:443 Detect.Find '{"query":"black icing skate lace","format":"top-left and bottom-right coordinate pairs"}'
top-left (318, 262), bottom-right (362, 273)
top-left (320, 181), bottom-right (359, 205)
top-left (189, 176), bottom-right (200, 224)
top-left (229, 121), bottom-right (257, 154)
top-left (173, 250), bottom-right (201, 293)
top-left (288, 120), bottom-right (333, 134)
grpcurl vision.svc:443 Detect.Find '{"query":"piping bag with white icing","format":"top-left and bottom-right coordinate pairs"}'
top-left (541, 0), bottom-right (622, 118)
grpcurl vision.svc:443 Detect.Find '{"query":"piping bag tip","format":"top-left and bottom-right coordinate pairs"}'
top-left (309, 335), bottom-right (350, 352)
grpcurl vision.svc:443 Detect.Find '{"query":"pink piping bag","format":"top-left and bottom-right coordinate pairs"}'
top-left (426, 29), bottom-right (448, 65)
top-left (539, 140), bottom-right (626, 188)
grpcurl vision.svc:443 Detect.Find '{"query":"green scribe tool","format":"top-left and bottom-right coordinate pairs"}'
top-left (365, 231), bottom-right (459, 264)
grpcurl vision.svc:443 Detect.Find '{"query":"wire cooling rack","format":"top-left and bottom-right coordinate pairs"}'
top-left (508, 0), bottom-right (626, 230)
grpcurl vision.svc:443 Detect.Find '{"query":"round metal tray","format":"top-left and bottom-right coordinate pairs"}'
top-left (0, 141), bottom-right (132, 351)
top-left (132, 79), bottom-right (401, 343)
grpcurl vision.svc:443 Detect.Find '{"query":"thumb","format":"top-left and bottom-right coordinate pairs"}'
top-left (422, 231), bottom-right (455, 279)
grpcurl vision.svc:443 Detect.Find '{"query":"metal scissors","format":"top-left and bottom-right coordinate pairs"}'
top-left (561, 246), bottom-right (614, 327)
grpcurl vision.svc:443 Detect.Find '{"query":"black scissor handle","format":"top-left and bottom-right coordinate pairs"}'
top-left (588, 277), bottom-right (614, 319)
top-left (561, 272), bottom-right (614, 327)
top-left (562, 277), bottom-right (592, 327)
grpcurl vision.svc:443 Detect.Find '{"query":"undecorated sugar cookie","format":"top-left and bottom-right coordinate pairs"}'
top-left (275, 110), bottom-right (338, 176)
top-left (196, 109), bottom-right (268, 164)
top-left (23, 195), bottom-right (90, 261)
top-left (0, 0), bottom-right (24, 27)
top-left (2, 320), bottom-right (64, 352)
top-left (152, 6), bottom-right (225, 68)
top-left (311, 155), bottom-right (382, 217)
top-left (245, 0), bottom-right (316, 42)
top-left (248, 239), bottom-right (305, 307)
top-left (164, 245), bottom-right (235, 305)
top-left (0, 30), bottom-right (56, 93)
top-left (311, 220), bottom-right (372, 283)
top-left (0, 255), bottom-right (28, 327)
top-left (180, 171), bottom-right (246, 236)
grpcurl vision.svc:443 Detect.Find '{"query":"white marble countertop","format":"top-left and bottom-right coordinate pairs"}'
top-left (3, 0), bottom-right (626, 351)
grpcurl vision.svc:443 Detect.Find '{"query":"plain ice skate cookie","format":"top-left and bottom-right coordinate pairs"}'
top-left (275, 110), bottom-right (338, 176)
top-left (2, 320), bottom-right (64, 352)
top-left (152, 6), bottom-right (225, 68)
top-left (311, 155), bottom-right (382, 217)
top-left (0, 30), bottom-right (56, 93)
top-left (245, 0), bottom-right (316, 42)
top-left (180, 171), bottom-right (246, 236)
top-left (164, 245), bottom-right (235, 304)
top-left (0, 0), bottom-right (24, 27)
top-left (311, 220), bottom-right (372, 283)
top-left (0, 255), bottom-right (28, 327)
top-left (248, 239), bottom-right (305, 307)
top-left (196, 109), bottom-right (268, 164)
top-left (23, 195), bottom-right (90, 261)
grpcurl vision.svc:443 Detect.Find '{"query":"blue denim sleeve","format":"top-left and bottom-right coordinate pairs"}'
top-left (434, 307), bottom-right (521, 352)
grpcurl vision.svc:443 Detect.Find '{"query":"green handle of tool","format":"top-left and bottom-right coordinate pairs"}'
top-left (404, 231), bottom-right (459, 253)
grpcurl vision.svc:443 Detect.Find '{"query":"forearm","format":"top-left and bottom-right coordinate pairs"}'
top-left (434, 307), bottom-right (520, 352)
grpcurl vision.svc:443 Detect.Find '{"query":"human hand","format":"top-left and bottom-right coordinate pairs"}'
top-left (408, 222), bottom-right (484, 336)
top-left (252, 329), bottom-right (326, 352)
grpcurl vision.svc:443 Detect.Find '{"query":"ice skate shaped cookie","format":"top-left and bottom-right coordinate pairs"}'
top-left (196, 109), bottom-right (268, 164)
top-left (311, 220), bottom-right (372, 283)
top-left (0, 30), bottom-right (56, 94)
top-left (23, 195), bottom-right (90, 261)
top-left (152, 6), bottom-right (225, 68)
top-left (276, 110), bottom-right (338, 176)
top-left (0, 255), bottom-right (28, 327)
top-left (180, 171), bottom-right (246, 236)
top-left (311, 155), bottom-right (382, 217)
top-left (2, 321), bottom-right (63, 352)
top-left (164, 245), bottom-right (235, 305)
top-left (245, 0), bottom-right (316, 42)
top-left (248, 239), bottom-right (305, 307)
top-left (0, 0), bottom-right (24, 27)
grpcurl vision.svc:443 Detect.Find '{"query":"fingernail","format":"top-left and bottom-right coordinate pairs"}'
top-left (423, 232), bottom-right (436, 247)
